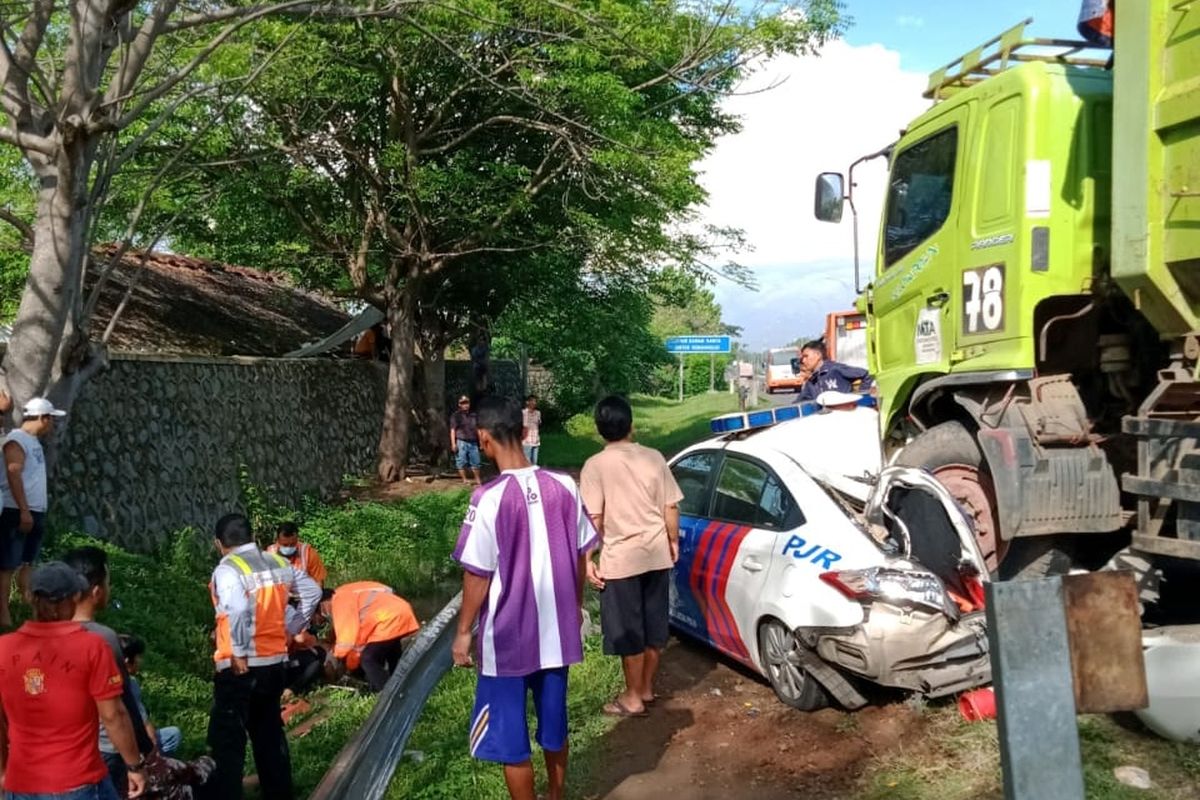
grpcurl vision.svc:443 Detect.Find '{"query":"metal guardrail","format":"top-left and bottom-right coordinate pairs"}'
top-left (309, 592), bottom-right (462, 800)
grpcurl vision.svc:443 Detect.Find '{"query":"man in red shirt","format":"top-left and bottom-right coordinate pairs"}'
top-left (0, 561), bottom-right (146, 799)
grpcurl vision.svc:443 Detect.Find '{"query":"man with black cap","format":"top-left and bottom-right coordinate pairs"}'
top-left (0, 562), bottom-right (146, 799)
top-left (450, 395), bottom-right (482, 486)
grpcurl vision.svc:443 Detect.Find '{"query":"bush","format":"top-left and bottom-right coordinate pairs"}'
top-left (564, 412), bottom-right (596, 438)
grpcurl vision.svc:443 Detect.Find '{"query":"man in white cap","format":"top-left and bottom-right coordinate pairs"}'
top-left (0, 397), bottom-right (65, 628)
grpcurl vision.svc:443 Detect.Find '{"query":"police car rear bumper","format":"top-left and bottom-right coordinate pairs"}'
top-left (807, 606), bottom-right (991, 699)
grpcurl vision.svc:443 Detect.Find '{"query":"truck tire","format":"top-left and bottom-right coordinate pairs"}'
top-left (997, 538), bottom-right (1075, 581)
top-left (895, 421), bottom-right (1007, 572)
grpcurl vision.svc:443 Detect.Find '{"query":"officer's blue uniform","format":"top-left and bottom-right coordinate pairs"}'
top-left (796, 360), bottom-right (874, 402)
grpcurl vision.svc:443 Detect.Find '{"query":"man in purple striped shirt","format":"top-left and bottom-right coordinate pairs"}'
top-left (452, 396), bottom-right (598, 800)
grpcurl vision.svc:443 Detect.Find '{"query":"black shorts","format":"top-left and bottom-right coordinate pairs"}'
top-left (0, 507), bottom-right (45, 571)
top-left (599, 568), bottom-right (671, 657)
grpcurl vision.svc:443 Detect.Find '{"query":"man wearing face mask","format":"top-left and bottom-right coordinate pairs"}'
top-left (266, 522), bottom-right (327, 587)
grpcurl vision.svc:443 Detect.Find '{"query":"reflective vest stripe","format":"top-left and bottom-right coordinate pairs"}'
top-left (212, 548), bottom-right (293, 669)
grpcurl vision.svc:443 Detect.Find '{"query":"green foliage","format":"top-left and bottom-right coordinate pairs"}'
top-left (37, 488), bottom-right (474, 789)
top-left (386, 597), bottom-right (622, 799)
top-left (99, 0), bottom-right (842, 431)
top-left (563, 412), bottom-right (596, 438)
top-left (297, 493), bottom-right (470, 597)
top-left (540, 392), bottom-right (746, 468)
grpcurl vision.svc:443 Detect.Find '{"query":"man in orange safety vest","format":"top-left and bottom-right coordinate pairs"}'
top-left (267, 522), bottom-right (327, 587)
top-left (204, 513), bottom-right (296, 800)
top-left (317, 581), bottom-right (419, 692)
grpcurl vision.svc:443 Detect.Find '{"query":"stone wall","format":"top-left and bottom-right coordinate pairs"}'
top-left (53, 353), bottom-right (521, 551)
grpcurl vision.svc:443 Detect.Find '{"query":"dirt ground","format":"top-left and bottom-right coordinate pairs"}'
top-left (585, 639), bottom-right (928, 800)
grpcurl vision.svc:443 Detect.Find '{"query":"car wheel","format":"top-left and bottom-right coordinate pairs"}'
top-left (757, 619), bottom-right (828, 710)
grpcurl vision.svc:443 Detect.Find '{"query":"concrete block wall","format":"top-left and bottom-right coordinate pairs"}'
top-left (52, 353), bottom-right (520, 551)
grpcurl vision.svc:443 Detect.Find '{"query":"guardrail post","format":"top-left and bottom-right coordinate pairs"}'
top-left (986, 578), bottom-right (1084, 800)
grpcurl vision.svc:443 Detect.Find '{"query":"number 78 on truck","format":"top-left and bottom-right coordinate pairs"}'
top-left (811, 4), bottom-right (1200, 581)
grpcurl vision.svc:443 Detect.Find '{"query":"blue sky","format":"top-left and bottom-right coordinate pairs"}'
top-left (702, 0), bottom-right (1088, 351)
top-left (842, 1), bottom-right (1080, 71)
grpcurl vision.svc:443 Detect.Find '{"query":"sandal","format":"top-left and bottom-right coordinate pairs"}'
top-left (602, 698), bottom-right (648, 718)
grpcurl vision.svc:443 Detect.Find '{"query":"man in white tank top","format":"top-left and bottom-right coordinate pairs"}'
top-left (0, 397), bottom-right (65, 627)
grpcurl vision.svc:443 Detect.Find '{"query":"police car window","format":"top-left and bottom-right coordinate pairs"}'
top-left (712, 458), bottom-right (769, 526)
top-left (884, 126), bottom-right (958, 267)
top-left (671, 451), bottom-right (718, 517)
top-left (758, 474), bottom-right (804, 530)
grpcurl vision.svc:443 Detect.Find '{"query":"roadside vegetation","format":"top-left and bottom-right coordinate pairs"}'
top-left (540, 392), bottom-right (747, 468)
top-left (38, 490), bottom-right (470, 798)
top-left (859, 705), bottom-right (1200, 800)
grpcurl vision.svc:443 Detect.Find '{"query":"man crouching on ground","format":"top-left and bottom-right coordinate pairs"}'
top-left (451, 396), bottom-right (598, 800)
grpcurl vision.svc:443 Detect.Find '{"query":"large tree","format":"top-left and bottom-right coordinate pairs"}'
top-left (0, 0), bottom-right (450, 421)
top-left (117, 1), bottom-right (842, 480)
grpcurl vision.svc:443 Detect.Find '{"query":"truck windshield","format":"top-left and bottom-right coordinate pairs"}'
top-left (769, 349), bottom-right (794, 366)
top-left (883, 126), bottom-right (958, 267)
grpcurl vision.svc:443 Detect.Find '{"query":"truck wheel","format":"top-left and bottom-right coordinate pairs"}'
top-left (758, 619), bottom-right (828, 711)
top-left (896, 421), bottom-right (1007, 573)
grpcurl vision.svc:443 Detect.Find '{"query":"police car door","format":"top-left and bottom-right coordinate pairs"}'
top-left (669, 450), bottom-right (722, 645)
top-left (694, 455), bottom-right (798, 666)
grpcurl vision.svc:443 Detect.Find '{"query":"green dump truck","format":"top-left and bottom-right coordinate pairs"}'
top-left (813, 5), bottom-right (1200, 583)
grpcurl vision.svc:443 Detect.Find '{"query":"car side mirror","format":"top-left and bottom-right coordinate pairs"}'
top-left (791, 357), bottom-right (801, 375)
top-left (814, 172), bottom-right (845, 223)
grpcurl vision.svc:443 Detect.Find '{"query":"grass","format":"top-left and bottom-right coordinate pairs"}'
top-left (856, 706), bottom-right (1200, 800)
top-left (385, 598), bottom-right (622, 799)
top-left (38, 489), bottom-right (475, 799)
top-left (539, 392), bottom-right (746, 468)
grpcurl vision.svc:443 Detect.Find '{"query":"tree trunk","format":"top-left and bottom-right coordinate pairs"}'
top-left (468, 324), bottom-right (491, 397)
top-left (1, 141), bottom-right (105, 458)
top-left (421, 345), bottom-right (449, 473)
top-left (377, 286), bottom-right (418, 482)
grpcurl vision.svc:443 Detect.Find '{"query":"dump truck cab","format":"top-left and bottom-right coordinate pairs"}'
top-left (866, 57), bottom-right (1115, 438)
top-left (814, 9), bottom-right (1200, 582)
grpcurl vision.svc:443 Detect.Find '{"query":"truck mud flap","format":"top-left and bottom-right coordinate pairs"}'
top-left (952, 376), bottom-right (1124, 539)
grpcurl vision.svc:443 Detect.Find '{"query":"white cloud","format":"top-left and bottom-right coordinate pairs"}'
top-left (695, 40), bottom-right (929, 350)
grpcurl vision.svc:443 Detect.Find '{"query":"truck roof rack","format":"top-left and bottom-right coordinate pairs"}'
top-left (924, 17), bottom-right (1112, 101)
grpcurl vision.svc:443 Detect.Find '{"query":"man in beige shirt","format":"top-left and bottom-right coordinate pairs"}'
top-left (581, 395), bottom-right (683, 718)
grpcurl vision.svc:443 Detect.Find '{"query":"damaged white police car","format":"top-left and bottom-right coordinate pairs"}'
top-left (667, 394), bottom-right (992, 710)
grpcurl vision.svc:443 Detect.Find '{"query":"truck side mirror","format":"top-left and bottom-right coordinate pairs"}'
top-left (791, 357), bottom-right (802, 375)
top-left (814, 172), bottom-right (845, 223)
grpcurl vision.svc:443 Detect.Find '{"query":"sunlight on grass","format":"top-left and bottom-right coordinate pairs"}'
top-left (539, 392), bottom-right (747, 468)
top-left (386, 600), bottom-right (623, 799)
top-left (855, 706), bottom-right (1200, 800)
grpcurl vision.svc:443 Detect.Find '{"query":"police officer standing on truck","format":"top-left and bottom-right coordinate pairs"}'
top-left (794, 340), bottom-right (874, 402)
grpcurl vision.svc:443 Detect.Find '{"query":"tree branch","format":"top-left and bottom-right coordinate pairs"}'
top-left (0, 124), bottom-right (55, 155)
top-left (0, 206), bottom-right (34, 250)
top-left (162, 0), bottom-right (420, 33)
top-left (417, 115), bottom-right (580, 157)
top-left (103, 0), bottom-right (181, 109)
